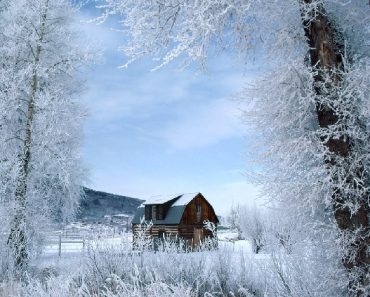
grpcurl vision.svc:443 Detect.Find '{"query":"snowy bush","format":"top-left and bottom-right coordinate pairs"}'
top-left (2, 226), bottom-right (349, 297)
top-left (227, 205), bottom-right (269, 254)
top-left (6, 230), bottom-right (264, 297)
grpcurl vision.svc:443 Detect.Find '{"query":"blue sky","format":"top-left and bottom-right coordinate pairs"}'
top-left (78, 6), bottom-right (263, 215)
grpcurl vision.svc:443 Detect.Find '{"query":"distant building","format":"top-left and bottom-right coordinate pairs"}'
top-left (132, 192), bottom-right (219, 247)
top-left (78, 187), bottom-right (144, 223)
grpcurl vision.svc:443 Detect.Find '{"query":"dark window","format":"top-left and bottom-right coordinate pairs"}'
top-left (158, 205), bottom-right (164, 220)
top-left (152, 205), bottom-right (157, 220)
top-left (196, 204), bottom-right (201, 222)
top-left (145, 205), bottom-right (151, 220)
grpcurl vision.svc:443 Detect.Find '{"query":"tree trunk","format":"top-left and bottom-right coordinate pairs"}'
top-left (7, 0), bottom-right (49, 274)
top-left (300, 1), bottom-right (370, 295)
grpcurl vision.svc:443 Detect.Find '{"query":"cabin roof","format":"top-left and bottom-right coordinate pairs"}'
top-left (131, 205), bottom-right (187, 225)
top-left (142, 194), bottom-right (180, 205)
top-left (132, 193), bottom-right (201, 225)
top-left (142, 192), bottom-right (199, 206)
top-left (172, 193), bottom-right (200, 206)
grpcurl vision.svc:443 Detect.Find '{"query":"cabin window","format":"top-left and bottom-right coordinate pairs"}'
top-left (158, 205), bottom-right (164, 220)
top-left (145, 205), bottom-right (151, 220)
top-left (152, 205), bottom-right (157, 220)
top-left (196, 204), bottom-right (201, 222)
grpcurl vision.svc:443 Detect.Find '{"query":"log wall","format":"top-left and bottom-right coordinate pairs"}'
top-left (180, 194), bottom-right (218, 226)
top-left (133, 193), bottom-right (218, 245)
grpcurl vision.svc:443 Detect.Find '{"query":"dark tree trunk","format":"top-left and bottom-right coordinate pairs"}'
top-left (300, 1), bottom-right (370, 295)
top-left (8, 49), bottom-right (38, 275)
top-left (7, 0), bottom-right (49, 274)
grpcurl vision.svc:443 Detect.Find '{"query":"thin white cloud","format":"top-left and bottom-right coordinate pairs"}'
top-left (78, 5), bottom-right (266, 214)
top-left (84, 66), bottom-right (201, 122)
top-left (160, 99), bottom-right (244, 150)
top-left (210, 181), bottom-right (265, 215)
top-left (89, 169), bottom-right (263, 216)
top-left (76, 8), bottom-right (122, 51)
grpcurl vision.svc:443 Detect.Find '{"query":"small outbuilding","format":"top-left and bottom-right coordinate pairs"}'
top-left (132, 192), bottom-right (219, 246)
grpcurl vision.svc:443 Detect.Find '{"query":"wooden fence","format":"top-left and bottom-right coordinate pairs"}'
top-left (43, 228), bottom-right (118, 257)
top-left (43, 231), bottom-right (86, 257)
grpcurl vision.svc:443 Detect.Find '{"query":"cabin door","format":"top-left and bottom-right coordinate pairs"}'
top-left (193, 227), bottom-right (204, 246)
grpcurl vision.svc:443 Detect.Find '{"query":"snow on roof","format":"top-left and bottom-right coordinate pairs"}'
top-left (142, 192), bottom-right (199, 206)
top-left (142, 194), bottom-right (182, 205)
top-left (132, 192), bottom-right (210, 225)
top-left (172, 193), bottom-right (199, 206)
top-left (112, 214), bottom-right (130, 218)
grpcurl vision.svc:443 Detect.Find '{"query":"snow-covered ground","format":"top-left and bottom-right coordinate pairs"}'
top-left (41, 222), bottom-right (131, 256)
top-left (41, 224), bottom-right (256, 258)
top-left (18, 225), bottom-right (274, 297)
top-left (38, 224), bottom-right (273, 273)
top-left (218, 229), bottom-right (253, 251)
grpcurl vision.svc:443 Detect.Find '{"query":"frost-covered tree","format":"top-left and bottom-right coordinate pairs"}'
top-left (0, 0), bottom-right (92, 275)
top-left (98, 1), bottom-right (370, 295)
top-left (239, 206), bottom-right (266, 254)
top-left (227, 204), bottom-right (243, 240)
top-left (227, 204), bottom-right (267, 252)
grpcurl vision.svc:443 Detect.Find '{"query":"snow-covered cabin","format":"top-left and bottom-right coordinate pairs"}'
top-left (132, 192), bottom-right (219, 246)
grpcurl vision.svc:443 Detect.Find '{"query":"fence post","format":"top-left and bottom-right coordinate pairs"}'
top-left (82, 236), bottom-right (85, 254)
top-left (126, 217), bottom-right (129, 233)
top-left (58, 233), bottom-right (62, 258)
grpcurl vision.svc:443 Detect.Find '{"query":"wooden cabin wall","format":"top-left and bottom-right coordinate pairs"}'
top-left (161, 200), bottom-right (174, 219)
top-left (132, 224), bottom-right (179, 238)
top-left (133, 224), bottom-right (214, 239)
top-left (133, 194), bottom-right (218, 246)
top-left (178, 225), bottom-right (214, 239)
top-left (151, 225), bottom-right (179, 237)
top-left (144, 198), bottom-right (177, 220)
top-left (180, 194), bottom-right (218, 226)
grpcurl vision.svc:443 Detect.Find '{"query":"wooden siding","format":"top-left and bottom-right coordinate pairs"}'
top-left (133, 224), bottom-right (213, 239)
top-left (177, 194), bottom-right (218, 242)
top-left (178, 224), bottom-right (214, 240)
top-left (144, 199), bottom-right (175, 220)
top-left (179, 193), bottom-right (218, 226)
top-left (132, 224), bottom-right (179, 237)
top-left (133, 193), bottom-right (218, 248)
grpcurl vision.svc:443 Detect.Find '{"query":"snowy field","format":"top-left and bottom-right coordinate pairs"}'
top-left (0, 221), bottom-right (283, 297)
top-left (42, 224), bottom-right (129, 257)
top-left (1, 224), bottom-right (321, 296)
top-left (36, 224), bottom-right (265, 278)
top-left (41, 224), bottom-right (254, 258)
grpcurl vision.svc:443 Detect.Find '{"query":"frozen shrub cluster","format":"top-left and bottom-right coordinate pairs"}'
top-left (11, 249), bottom-right (262, 296)
top-left (4, 222), bottom-right (347, 297)
top-left (10, 226), bottom-right (263, 297)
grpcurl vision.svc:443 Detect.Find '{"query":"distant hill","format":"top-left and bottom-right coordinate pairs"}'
top-left (77, 187), bottom-right (144, 222)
